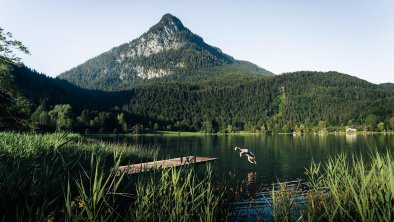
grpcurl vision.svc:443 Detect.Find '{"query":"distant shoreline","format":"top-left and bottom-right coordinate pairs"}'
top-left (82, 130), bottom-right (394, 137)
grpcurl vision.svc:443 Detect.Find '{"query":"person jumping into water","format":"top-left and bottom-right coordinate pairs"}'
top-left (234, 146), bottom-right (257, 164)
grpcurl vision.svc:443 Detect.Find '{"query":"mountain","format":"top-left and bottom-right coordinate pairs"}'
top-left (5, 14), bottom-right (394, 133)
top-left (58, 14), bottom-right (273, 90)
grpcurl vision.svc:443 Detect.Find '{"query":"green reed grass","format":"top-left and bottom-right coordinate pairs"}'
top-left (132, 164), bottom-right (222, 222)
top-left (0, 132), bottom-right (225, 221)
top-left (0, 132), bottom-right (157, 221)
top-left (272, 151), bottom-right (394, 222)
top-left (271, 181), bottom-right (305, 222)
top-left (63, 151), bottom-right (127, 221)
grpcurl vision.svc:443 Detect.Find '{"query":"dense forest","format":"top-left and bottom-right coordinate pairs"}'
top-left (5, 64), bottom-right (394, 134)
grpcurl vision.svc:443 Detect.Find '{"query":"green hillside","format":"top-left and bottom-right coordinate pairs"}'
top-left (10, 65), bottom-right (394, 133)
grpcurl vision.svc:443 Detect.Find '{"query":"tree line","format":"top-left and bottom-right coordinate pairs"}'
top-left (15, 68), bottom-right (394, 134)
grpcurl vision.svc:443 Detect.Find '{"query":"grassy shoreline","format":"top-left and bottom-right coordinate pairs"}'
top-left (0, 132), bottom-right (226, 221)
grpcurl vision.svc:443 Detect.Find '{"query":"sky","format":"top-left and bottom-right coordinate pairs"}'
top-left (1, 0), bottom-right (394, 83)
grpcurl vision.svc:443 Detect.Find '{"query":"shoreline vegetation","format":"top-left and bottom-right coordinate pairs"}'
top-left (0, 132), bottom-right (227, 221)
top-left (84, 130), bottom-right (394, 137)
top-left (271, 151), bottom-right (394, 221)
top-left (1, 132), bottom-right (394, 221)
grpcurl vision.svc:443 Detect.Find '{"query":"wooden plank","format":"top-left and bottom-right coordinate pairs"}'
top-left (117, 156), bottom-right (218, 175)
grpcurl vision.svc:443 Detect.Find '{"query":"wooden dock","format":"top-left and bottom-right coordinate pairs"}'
top-left (117, 156), bottom-right (218, 175)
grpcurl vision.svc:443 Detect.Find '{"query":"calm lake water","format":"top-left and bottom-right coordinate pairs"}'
top-left (87, 134), bottom-right (394, 187)
top-left (87, 133), bottom-right (394, 220)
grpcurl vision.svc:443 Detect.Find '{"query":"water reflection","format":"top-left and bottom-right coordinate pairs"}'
top-left (247, 171), bottom-right (256, 186)
top-left (345, 134), bottom-right (357, 144)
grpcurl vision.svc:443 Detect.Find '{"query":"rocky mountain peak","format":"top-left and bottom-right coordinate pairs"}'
top-left (156, 13), bottom-right (185, 31)
top-left (58, 14), bottom-right (273, 89)
top-left (143, 13), bottom-right (189, 43)
top-left (121, 14), bottom-right (190, 61)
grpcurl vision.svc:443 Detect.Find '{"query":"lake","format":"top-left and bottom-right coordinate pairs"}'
top-left (86, 133), bottom-right (394, 188)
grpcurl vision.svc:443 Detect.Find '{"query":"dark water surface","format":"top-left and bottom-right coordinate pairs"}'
top-left (86, 134), bottom-right (394, 187)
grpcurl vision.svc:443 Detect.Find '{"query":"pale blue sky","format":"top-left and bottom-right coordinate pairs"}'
top-left (1, 0), bottom-right (393, 83)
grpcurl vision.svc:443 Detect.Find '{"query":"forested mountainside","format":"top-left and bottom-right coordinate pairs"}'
top-left (58, 14), bottom-right (273, 90)
top-left (13, 65), bottom-right (130, 112)
top-left (379, 83), bottom-right (394, 93)
top-left (120, 71), bottom-right (394, 132)
top-left (11, 65), bottom-right (394, 133)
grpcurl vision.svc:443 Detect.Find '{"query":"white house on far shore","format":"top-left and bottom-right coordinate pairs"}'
top-left (345, 126), bottom-right (357, 133)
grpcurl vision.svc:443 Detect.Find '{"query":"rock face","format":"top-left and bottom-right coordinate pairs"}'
top-left (58, 14), bottom-right (273, 90)
top-left (122, 15), bottom-right (186, 59)
top-left (116, 15), bottom-right (189, 79)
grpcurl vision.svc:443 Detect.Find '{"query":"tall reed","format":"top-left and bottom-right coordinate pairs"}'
top-left (0, 132), bottom-right (226, 221)
top-left (132, 164), bottom-right (224, 222)
top-left (272, 151), bottom-right (394, 222)
top-left (63, 151), bottom-right (127, 221)
top-left (0, 132), bottom-right (157, 221)
top-left (305, 152), bottom-right (394, 221)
